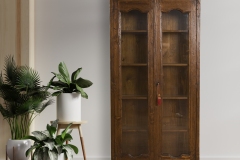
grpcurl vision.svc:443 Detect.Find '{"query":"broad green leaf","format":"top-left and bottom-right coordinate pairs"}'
top-left (68, 144), bottom-right (79, 154)
top-left (62, 133), bottom-right (73, 142)
top-left (55, 135), bottom-right (64, 145)
top-left (63, 145), bottom-right (74, 160)
top-left (61, 123), bottom-right (72, 139)
top-left (55, 144), bottom-right (63, 154)
top-left (75, 77), bottom-right (93, 88)
top-left (52, 91), bottom-right (62, 96)
top-left (32, 131), bottom-right (48, 141)
top-left (76, 84), bottom-right (88, 99)
top-left (55, 73), bottom-right (67, 83)
top-left (44, 141), bottom-right (55, 150)
top-left (48, 150), bottom-right (58, 160)
top-left (25, 144), bottom-right (39, 157)
top-left (47, 123), bottom-right (56, 137)
top-left (22, 135), bottom-right (38, 142)
top-left (71, 68), bottom-right (82, 82)
top-left (58, 62), bottom-right (71, 84)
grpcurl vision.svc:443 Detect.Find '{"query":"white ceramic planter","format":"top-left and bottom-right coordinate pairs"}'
top-left (58, 153), bottom-right (64, 160)
top-left (7, 139), bottom-right (31, 160)
top-left (57, 93), bottom-right (81, 121)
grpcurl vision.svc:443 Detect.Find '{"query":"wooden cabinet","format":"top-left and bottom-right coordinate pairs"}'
top-left (110, 0), bottom-right (200, 160)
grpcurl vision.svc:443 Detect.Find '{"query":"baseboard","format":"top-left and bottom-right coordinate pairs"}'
top-left (73, 157), bottom-right (240, 160)
top-left (73, 157), bottom-right (111, 160)
top-left (200, 157), bottom-right (240, 160)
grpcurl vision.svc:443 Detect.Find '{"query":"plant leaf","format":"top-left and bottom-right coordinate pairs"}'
top-left (58, 62), bottom-right (71, 85)
top-left (32, 131), bottom-right (48, 141)
top-left (47, 123), bottom-right (56, 138)
top-left (61, 123), bottom-right (72, 139)
top-left (76, 84), bottom-right (88, 99)
top-left (48, 150), bottom-right (58, 160)
top-left (25, 144), bottom-right (39, 157)
top-left (44, 141), bottom-right (55, 150)
top-left (68, 144), bottom-right (79, 154)
top-left (71, 68), bottom-right (82, 82)
top-left (75, 77), bottom-right (93, 88)
top-left (22, 135), bottom-right (39, 142)
top-left (62, 133), bottom-right (73, 142)
top-left (63, 145), bottom-right (74, 160)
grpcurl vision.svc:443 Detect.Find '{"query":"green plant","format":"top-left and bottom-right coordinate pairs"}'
top-left (47, 62), bottom-right (93, 99)
top-left (0, 55), bottom-right (53, 139)
top-left (24, 119), bottom-right (78, 160)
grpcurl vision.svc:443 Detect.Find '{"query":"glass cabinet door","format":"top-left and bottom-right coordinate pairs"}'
top-left (120, 10), bottom-right (149, 158)
top-left (160, 10), bottom-right (190, 159)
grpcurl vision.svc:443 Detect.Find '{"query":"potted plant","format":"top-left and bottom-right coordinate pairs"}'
top-left (0, 55), bottom-right (53, 160)
top-left (47, 62), bottom-right (93, 121)
top-left (24, 119), bottom-right (78, 160)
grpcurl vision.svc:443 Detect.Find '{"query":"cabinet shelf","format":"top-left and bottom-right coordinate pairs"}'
top-left (162, 129), bottom-right (188, 132)
top-left (162, 96), bottom-right (188, 100)
top-left (122, 129), bottom-right (148, 132)
top-left (163, 63), bottom-right (188, 67)
top-left (163, 30), bottom-right (188, 33)
top-left (122, 63), bottom-right (147, 67)
top-left (122, 95), bottom-right (148, 100)
top-left (122, 30), bottom-right (148, 33)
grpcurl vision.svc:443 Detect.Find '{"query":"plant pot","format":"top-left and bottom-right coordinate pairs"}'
top-left (58, 153), bottom-right (64, 160)
top-left (57, 93), bottom-right (81, 121)
top-left (7, 139), bottom-right (31, 160)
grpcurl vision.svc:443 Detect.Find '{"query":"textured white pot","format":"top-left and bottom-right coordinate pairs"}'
top-left (58, 153), bottom-right (64, 160)
top-left (7, 139), bottom-right (31, 160)
top-left (57, 93), bottom-right (81, 121)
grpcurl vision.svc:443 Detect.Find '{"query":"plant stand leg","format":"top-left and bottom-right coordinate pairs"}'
top-left (13, 147), bottom-right (15, 160)
top-left (6, 145), bottom-right (7, 160)
top-left (78, 125), bottom-right (86, 160)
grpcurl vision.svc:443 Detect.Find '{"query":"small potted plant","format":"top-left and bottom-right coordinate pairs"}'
top-left (47, 62), bottom-right (93, 121)
top-left (0, 55), bottom-right (53, 160)
top-left (24, 119), bottom-right (78, 160)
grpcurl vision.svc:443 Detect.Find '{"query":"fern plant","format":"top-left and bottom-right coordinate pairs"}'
top-left (24, 119), bottom-right (78, 160)
top-left (0, 55), bottom-right (53, 139)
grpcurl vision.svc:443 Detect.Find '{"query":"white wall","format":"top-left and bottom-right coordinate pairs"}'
top-left (200, 0), bottom-right (240, 160)
top-left (34, 0), bottom-right (110, 159)
top-left (34, 0), bottom-right (240, 160)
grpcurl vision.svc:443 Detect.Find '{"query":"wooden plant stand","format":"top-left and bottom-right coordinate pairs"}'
top-left (55, 121), bottom-right (87, 160)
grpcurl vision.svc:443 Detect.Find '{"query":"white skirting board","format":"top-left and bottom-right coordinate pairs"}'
top-left (73, 157), bottom-right (240, 160)
top-left (73, 157), bottom-right (110, 160)
top-left (200, 157), bottom-right (240, 160)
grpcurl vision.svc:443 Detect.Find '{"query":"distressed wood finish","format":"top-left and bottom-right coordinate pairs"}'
top-left (110, 0), bottom-right (200, 159)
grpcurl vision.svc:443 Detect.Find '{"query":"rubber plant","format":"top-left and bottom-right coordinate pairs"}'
top-left (24, 119), bottom-right (78, 160)
top-left (47, 62), bottom-right (93, 98)
top-left (0, 55), bottom-right (53, 139)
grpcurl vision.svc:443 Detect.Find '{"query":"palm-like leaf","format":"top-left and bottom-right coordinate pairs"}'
top-left (0, 55), bottom-right (53, 139)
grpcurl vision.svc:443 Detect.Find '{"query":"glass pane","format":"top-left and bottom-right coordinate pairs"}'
top-left (161, 10), bottom-right (190, 158)
top-left (121, 10), bottom-right (149, 157)
top-left (162, 100), bottom-right (188, 131)
top-left (162, 10), bottom-right (188, 30)
top-left (121, 11), bottom-right (147, 30)
top-left (122, 100), bottom-right (148, 130)
top-left (122, 100), bottom-right (148, 157)
top-left (162, 33), bottom-right (189, 64)
top-left (122, 67), bottom-right (147, 95)
top-left (163, 67), bottom-right (188, 97)
top-left (121, 34), bottom-right (147, 64)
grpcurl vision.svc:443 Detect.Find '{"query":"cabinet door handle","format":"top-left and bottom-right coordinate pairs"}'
top-left (157, 82), bottom-right (162, 106)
